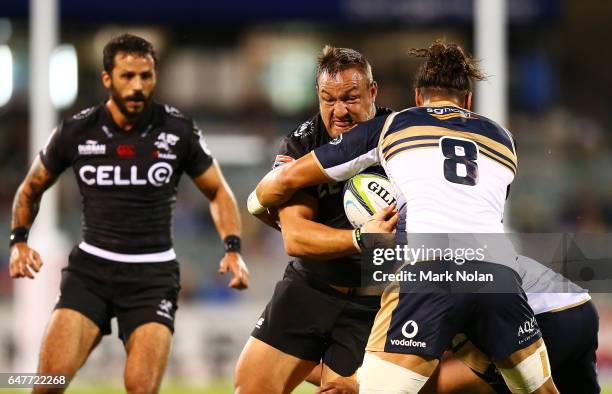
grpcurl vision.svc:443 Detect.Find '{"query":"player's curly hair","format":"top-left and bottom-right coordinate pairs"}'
top-left (316, 45), bottom-right (373, 86)
top-left (103, 33), bottom-right (158, 72)
top-left (408, 39), bottom-right (486, 98)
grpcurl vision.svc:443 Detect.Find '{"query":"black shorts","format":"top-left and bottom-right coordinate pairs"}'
top-left (476, 300), bottom-right (600, 394)
top-left (366, 261), bottom-right (541, 361)
top-left (251, 263), bottom-right (381, 376)
top-left (55, 246), bottom-right (181, 342)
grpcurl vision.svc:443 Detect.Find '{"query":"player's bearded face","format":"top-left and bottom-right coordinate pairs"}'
top-left (106, 53), bottom-right (156, 120)
top-left (317, 68), bottom-right (378, 138)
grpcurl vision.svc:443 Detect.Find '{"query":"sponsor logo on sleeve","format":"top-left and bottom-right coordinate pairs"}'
top-left (78, 140), bottom-right (106, 155)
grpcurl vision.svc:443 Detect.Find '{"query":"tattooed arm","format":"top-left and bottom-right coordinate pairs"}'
top-left (9, 156), bottom-right (61, 279)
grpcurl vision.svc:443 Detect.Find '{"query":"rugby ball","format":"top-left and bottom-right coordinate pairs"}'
top-left (343, 173), bottom-right (396, 228)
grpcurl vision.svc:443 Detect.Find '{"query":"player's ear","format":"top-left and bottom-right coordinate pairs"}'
top-left (102, 71), bottom-right (111, 89)
top-left (465, 92), bottom-right (472, 111)
top-left (370, 80), bottom-right (378, 100)
top-left (415, 88), bottom-right (424, 106)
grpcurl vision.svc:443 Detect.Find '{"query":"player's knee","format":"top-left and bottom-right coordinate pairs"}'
top-left (37, 357), bottom-right (79, 382)
top-left (358, 353), bottom-right (429, 394)
top-left (234, 367), bottom-right (283, 394)
top-left (124, 374), bottom-right (160, 394)
top-left (498, 342), bottom-right (553, 394)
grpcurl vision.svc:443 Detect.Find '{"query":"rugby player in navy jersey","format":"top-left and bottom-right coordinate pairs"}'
top-left (9, 34), bottom-right (248, 393)
top-left (235, 46), bottom-right (397, 394)
top-left (251, 40), bottom-right (560, 393)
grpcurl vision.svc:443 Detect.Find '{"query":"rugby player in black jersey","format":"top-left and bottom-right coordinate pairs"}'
top-left (8, 34), bottom-right (249, 393)
top-left (235, 46), bottom-right (397, 393)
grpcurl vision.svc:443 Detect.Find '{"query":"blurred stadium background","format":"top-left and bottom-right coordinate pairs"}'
top-left (0, 0), bottom-right (611, 392)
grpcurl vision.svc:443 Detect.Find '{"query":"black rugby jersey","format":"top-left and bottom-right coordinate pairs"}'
top-left (274, 107), bottom-right (392, 287)
top-left (40, 102), bottom-right (214, 254)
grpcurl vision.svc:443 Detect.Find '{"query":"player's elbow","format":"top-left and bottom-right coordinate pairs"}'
top-left (275, 164), bottom-right (302, 193)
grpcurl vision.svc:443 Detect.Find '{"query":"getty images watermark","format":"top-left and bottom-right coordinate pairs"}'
top-left (370, 244), bottom-right (493, 283)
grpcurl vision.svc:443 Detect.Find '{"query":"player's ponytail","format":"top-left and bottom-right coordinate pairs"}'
top-left (408, 39), bottom-right (486, 97)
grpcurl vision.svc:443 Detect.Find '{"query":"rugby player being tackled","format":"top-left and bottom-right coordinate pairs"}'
top-left (236, 46), bottom-right (397, 394)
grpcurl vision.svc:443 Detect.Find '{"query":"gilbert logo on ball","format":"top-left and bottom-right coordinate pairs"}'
top-left (343, 172), bottom-right (396, 228)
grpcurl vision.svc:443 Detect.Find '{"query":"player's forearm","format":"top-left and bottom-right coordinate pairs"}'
top-left (11, 182), bottom-right (43, 229)
top-left (208, 184), bottom-right (242, 238)
top-left (255, 165), bottom-right (298, 208)
top-left (282, 220), bottom-right (358, 260)
top-left (255, 152), bottom-right (330, 209)
top-left (11, 158), bottom-right (58, 230)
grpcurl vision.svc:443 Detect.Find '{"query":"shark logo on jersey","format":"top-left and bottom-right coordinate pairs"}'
top-left (78, 140), bottom-right (106, 155)
top-left (154, 132), bottom-right (180, 160)
top-left (293, 121), bottom-right (312, 137)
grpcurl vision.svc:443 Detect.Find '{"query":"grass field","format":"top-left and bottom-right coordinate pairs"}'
top-left (0, 380), bottom-right (315, 394)
top-left (2, 383), bottom-right (612, 393)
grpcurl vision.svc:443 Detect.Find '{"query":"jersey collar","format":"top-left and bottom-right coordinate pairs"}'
top-left (101, 101), bottom-right (159, 137)
top-left (423, 100), bottom-right (463, 108)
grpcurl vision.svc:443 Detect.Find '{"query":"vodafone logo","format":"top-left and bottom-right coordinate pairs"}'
top-left (79, 163), bottom-right (173, 187)
top-left (390, 320), bottom-right (426, 349)
top-left (401, 320), bottom-right (418, 339)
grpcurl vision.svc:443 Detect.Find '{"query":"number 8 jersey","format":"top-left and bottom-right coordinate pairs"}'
top-left (313, 101), bottom-right (517, 234)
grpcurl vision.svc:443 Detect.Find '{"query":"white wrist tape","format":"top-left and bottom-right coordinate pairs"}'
top-left (358, 353), bottom-right (428, 393)
top-left (498, 342), bottom-right (551, 394)
top-left (247, 190), bottom-right (266, 215)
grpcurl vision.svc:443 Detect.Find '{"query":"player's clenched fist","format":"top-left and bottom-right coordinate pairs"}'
top-left (218, 252), bottom-right (249, 290)
top-left (9, 243), bottom-right (43, 279)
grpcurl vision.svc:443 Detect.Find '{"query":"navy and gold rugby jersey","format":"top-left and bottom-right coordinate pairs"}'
top-left (274, 107), bottom-right (392, 287)
top-left (314, 102), bottom-right (517, 234)
top-left (40, 102), bottom-right (213, 256)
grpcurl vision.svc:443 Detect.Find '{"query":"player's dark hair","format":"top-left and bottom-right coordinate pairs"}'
top-left (408, 39), bottom-right (485, 99)
top-left (103, 34), bottom-right (158, 72)
top-left (316, 45), bottom-right (373, 86)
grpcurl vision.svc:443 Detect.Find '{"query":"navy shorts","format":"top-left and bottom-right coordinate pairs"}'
top-left (473, 300), bottom-right (600, 394)
top-left (366, 260), bottom-right (541, 361)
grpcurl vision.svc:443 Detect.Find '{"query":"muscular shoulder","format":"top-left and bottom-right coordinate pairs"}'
top-left (58, 104), bottom-right (105, 138)
top-left (277, 113), bottom-right (326, 161)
